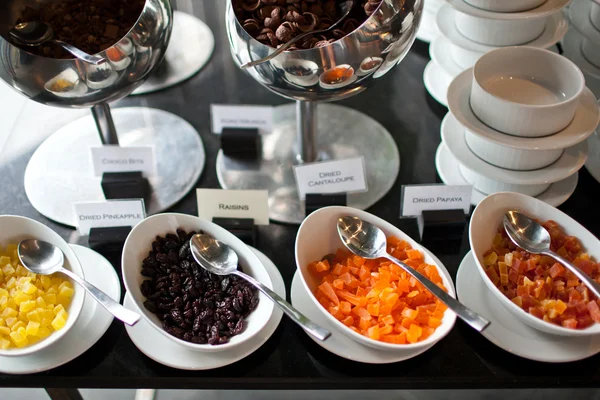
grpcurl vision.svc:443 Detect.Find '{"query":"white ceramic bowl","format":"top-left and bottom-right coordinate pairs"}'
top-left (0, 216), bottom-right (85, 357)
top-left (459, 164), bottom-right (551, 196)
top-left (464, 0), bottom-right (547, 13)
top-left (582, 38), bottom-right (600, 69)
top-left (449, 42), bottom-right (484, 69)
top-left (295, 206), bottom-right (457, 353)
top-left (454, 12), bottom-right (546, 46)
top-left (122, 213), bottom-right (274, 353)
top-left (470, 192), bottom-right (600, 337)
top-left (464, 129), bottom-right (564, 170)
top-left (471, 46), bottom-right (585, 137)
top-left (592, 1), bottom-right (600, 31)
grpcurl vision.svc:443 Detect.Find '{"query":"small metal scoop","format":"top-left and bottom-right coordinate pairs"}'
top-left (504, 210), bottom-right (600, 299)
top-left (18, 239), bottom-right (140, 326)
top-left (10, 21), bottom-right (105, 65)
top-left (190, 233), bottom-right (331, 341)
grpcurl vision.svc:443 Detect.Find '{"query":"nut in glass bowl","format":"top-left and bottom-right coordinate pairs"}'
top-left (226, 0), bottom-right (423, 102)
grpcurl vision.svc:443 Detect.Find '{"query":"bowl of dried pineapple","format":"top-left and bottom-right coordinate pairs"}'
top-left (0, 216), bottom-right (85, 356)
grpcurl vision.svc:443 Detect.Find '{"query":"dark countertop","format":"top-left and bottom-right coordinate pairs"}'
top-left (1, 0), bottom-right (600, 390)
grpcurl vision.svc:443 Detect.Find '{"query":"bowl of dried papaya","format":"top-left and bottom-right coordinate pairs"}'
top-left (470, 192), bottom-right (600, 337)
top-left (295, 206), bottom-right (457, 352)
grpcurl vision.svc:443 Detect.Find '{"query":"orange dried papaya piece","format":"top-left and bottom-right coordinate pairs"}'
top-left (318, 282), bottom-right (339, 305)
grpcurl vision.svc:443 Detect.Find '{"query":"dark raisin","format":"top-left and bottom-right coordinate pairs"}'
top-left (143, 300), bottom-right (158, 313)
top-left (140, 280), bottom-right (153, 297)
top-left (139, 229), bottom-right (259, 345)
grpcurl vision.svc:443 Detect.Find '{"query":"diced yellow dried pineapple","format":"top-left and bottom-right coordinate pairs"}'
top-left (51, 314), bottom-right (66, 331)
top-left (26, 321), bottom-right (40, 336)
top-left (9, 331), bottom-right (27, 348)
top-left (0, 338), bottom-right (10, 350)
top-left (19, 300), bottom-right (36, 313)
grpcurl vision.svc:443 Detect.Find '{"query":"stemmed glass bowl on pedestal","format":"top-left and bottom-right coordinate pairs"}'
top-left (220, 0), bottom-right (423, 224)
top-left (0, 0), bottom-right (206, 227)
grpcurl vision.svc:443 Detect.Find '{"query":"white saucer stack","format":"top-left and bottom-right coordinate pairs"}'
top-left (424, 0), bottom-right (570, 107)
top-left (416, 0), bottom-right (444, 43)
top-left (436, 47), bottom-right (600, 207)
top-left (564, 0), bottom-right (600, 98)
top-left (563, 0), bottom-right (600, 184)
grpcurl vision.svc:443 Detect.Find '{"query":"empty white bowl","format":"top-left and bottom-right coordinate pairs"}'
top-left (122, 213), bottom-right (274, 353)
top-left (454, 12), bottom-right (546, 46)
top-left (471, 46), bottom-right (585, 137)
top-left (0, 216), bottom-right (85, 357)
top-left (464, 129), bottom-right (564, 170)
top-left (592, 1), bottom-right (600, 31)
top-left (459, 164), bottom-right (551, 196)
top-left (464, 0), bottom-right (547, 13)
top-left (295, 206), bottom-right (457, 354)
top-left (470, 192), bottom-right (600, 337)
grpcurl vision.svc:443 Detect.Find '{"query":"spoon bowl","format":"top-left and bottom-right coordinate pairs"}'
top-left (9, 20), bottom-right (105, 64)
top-left (18, 239), bottom-right (140, 326)
top-left (189, 234), bottom-right (238, 275)
top-left (503, 211), bottom-right (600, 299)
top-left (190, 234), bottom-right (332, 341)
top-left (9, 21), bottom-right (53, 45)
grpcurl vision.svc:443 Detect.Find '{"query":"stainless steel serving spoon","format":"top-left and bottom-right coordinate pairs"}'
top-left (503, 210), bottom-right (600, 299)
top-left (337, 216), bottom-right (491, 332)
top-left (9, 21), bottom-right (106, 65)
top-left (241, 0), bottom-right (355, 69)
top-left (190, 233), bottom-right (331, 341)
top-left (18, 239), bottom-right (140, 326)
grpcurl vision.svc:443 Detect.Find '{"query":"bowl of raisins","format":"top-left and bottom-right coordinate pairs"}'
top-left (122, 213), bottom-right (274, 352)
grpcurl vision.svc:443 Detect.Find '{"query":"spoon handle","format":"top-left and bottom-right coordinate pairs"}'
top-left (52, 40), bottom-right (106, 65)
top-left (235, 271), bottom-right (331, 341)
top-left (384, 254), bottom-right (490, 332)
top-left (60, 268), bottom-right (141, 326)
top-left (546, 250), bottom-right (600, 299)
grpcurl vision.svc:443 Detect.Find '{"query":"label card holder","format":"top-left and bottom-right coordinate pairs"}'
top-left (74, 199), bottom-right (146, 236)
top-left (293, 157), bottom-right (368, 201)
top-left (210, 104), bottom-right (274, 135)
top-left (91, 145), bottom-right (156, 177)
top-left (305, 193), bottom-right (347, 217)
top-left (196, 189), bottom-right (269, 246)
top-left (400, 184), bottom-right (472, 239)
top-left (196, 189), bottom-right (269, 225)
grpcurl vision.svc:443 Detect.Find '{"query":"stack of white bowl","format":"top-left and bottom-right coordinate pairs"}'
top-left (416, 0), bottom-right (444, 43)
top-left (564, 0), bottom-right (600, 98)
top-left (436, 47), bottom-right (600, 207)
top-left (424, 0), bottom-right (570, 107)
top-left (563, 1), bottom-right (600, 183)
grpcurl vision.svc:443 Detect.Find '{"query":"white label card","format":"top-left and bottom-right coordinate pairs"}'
top-left (211, 104), bottom-right (274, 134)
top-left (293, 157), bottom-right (368, 200)
top-left (401, 184), bottom-right (472, 238)
top-left (91, 146), bottom-right (156, 177)
top-left (74, 199), bottom-right (146, 235)
top-left (196, 189), bottom-right (269, 225)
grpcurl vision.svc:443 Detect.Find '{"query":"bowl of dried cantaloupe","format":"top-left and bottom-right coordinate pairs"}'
top-left (0, 216), bottom-right (85, 356)
top-left (296, 206), bottom-right (457, 353)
